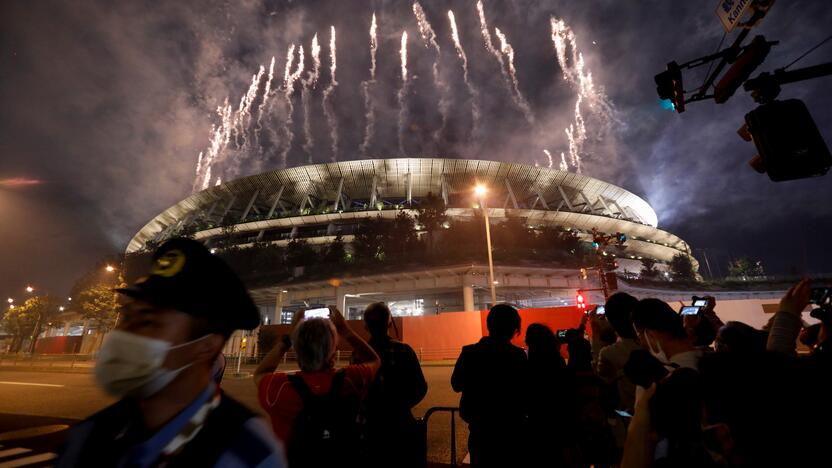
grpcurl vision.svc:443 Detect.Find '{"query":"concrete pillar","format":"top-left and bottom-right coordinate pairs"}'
top-left (335, 288), bottom-right (346, 314)
top-left (463, 285), bottom-right (475, 312)
top-left (274, 291), bottom-right (286, 325)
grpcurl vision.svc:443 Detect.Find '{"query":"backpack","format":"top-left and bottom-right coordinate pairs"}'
top-left (286, 370), bottom-right (361, 467)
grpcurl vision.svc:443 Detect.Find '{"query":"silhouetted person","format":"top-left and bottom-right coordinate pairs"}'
top-left (525, 323), bottom-right (575, 467)
top-left (361, 302), bottom-right (427, 468)
top-left (452, 304), bottom-right (528, 468)
top-left (596, 292), bottom-right (641, 414)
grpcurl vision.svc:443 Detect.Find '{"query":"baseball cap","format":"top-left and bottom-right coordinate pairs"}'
top-left (116, 237), bottom-right (260, 331)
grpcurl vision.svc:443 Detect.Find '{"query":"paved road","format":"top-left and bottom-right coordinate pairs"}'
top-left (0, 365), bottom-right (468, 466)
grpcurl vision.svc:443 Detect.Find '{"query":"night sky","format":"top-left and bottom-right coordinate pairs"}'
top-left (1, 0), bottom-right (831, 299)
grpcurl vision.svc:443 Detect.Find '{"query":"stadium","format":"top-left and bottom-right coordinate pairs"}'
top-left (126, 158), bottom-right (696, 325)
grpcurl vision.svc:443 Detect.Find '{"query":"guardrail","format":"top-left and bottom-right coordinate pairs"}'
top-left (0, 353), bottom-right (95, 368)
top-left (421, 406), bottom-right (462, 467)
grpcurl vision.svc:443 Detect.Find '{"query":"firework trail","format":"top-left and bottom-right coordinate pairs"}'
top-left (195, 100), bottom-right (233, 191)
top-left (397, 31), bottom-right (409, 157)
top-left (559, 152), bottom-right (568, 171)
top-left (494, 27), bottom-right (534, 124)
top-left (254, 56), bottom-right (276, 148)
top-left (215, 177), bottom-right (222, 186)
top-left (360, 13), bottom-right (378, 157)
top-left (232, 70), bottom-right (262, 150)
top-left (448, 10), bottom-right (480, 141)
top-left (244, 67), bottom-right (265, 141)
top-left (550, 17), bottom-right (616, 172)
top-left (323, 26), bottom-right (339, 162)
top-left (477, 0), bottom-right (530, 120)
top-left (543, 149), bottom-right (553, 168)
top-left (302, 34), bottom-right (321, 161)
top-left (413, 2), bottom-right (450, 141)
top-left (281, 45), bottom-right (304, 168)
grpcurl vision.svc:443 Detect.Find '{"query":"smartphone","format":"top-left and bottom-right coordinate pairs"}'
top-left (679, 306), bottom-right (701, 316)
top-left (692, 298), bottom-right (708, 307)
top-left (810, 287), bottom-right (831, 305)
top-left (304, 307), bottom-right (330, 319)
top-left (595, 305), bottom-right (606, 316)
top-left (556, 329), bottom-right (568, 339)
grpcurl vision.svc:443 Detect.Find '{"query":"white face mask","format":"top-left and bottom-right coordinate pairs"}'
top-left (94, 330), bottom-right (209, 399)
top-left (645, 332), bottom-right (669, 364)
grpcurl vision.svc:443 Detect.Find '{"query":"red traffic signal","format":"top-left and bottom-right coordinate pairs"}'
top-left (576, 291), bottom-right (586, 310)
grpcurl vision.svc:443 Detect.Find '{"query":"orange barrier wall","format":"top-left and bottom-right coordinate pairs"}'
top-left (34, 336), bottom-right (83, 354)
top-left (259, 307), bottom-right (584, 360)
top-left (400, 311), bottom-right (484, 360)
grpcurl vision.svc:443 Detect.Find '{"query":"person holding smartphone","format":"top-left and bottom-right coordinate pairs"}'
top-left (254, 306), bottom-right (380, 467)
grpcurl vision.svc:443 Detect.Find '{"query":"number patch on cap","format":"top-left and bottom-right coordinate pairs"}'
top-left (152, 249), bottom-right (186, 277)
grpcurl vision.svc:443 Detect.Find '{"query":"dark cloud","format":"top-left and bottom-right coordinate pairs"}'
top-left (1, 0), bottom-right (830, 299)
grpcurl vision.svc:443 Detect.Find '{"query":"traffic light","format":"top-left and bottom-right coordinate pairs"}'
top-left (576, 291), bottom-right (586, 310)
top-left (655, 62), bottom-right (685, 113)
top-left (743, 99), bottom-right (831, 182)
top-left (714, 36), bottom-right (774, 104)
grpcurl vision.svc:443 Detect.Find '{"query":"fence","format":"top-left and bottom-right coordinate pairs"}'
top-left (0, 353), bottom-right (95, 368)
top-left (421, 406), bottom-right (462, 467)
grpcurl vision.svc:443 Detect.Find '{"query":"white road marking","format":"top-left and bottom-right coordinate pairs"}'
top-left (0, 448), bottom-right (30, 459)
top-left (0, 382), bottom-right (64, 388)
top-left (0, 452), bottom-right (57, 467)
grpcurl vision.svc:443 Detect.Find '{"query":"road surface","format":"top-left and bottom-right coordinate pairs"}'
top-left (0, 365), bottom-right (467, 466)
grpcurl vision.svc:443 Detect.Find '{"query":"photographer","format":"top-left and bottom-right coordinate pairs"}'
top-left (632, 299), bottom-right (702, 370)
top-left (684, 296), bottom-right (724, 349)
top-left (254, 307), bottom-right (380, 468)
top-left (595, 292), bottom-right (642, 414)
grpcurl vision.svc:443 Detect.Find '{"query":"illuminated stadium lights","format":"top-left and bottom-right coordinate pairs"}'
top-left (127, 159), bottom-right (698, 301)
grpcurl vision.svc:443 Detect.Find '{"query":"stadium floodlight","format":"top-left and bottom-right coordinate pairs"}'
top-left (474, 184), bottom-right (487, 197)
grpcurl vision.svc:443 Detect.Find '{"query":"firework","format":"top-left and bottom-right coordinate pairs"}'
top-left (448, 10), bottom-right (480, 142)
top-left (323, 26), bottom-right (339, 161)
top-left (302, 34), bottom-right (321, 161)
top-left (360, 13), bottom-right (379, 157)
top-left (397, 31), bottom-right (409, 157)
top-left (495, 27), bottom-right (534, 124)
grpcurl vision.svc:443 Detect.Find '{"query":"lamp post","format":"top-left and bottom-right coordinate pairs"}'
top-left (474, 184), bottom-right (497, 306)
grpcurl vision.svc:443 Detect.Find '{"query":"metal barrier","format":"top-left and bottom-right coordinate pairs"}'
top-left (421, 406), bottom-right (461, 467)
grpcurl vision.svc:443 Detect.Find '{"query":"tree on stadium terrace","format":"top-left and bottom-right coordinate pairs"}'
top-left (640, 258), bottom-right (660, 279)
top-left (727, 257), bottom-right (766, 280)
top-left (1, 302), bottom-right (37, 352)
top-left (284, 238), bottom-right (316, 274)
top-left (669, 253), bottom-right (697, 281)
top-left (322, 235), bottom-right (348, 266)
top-left (414, 191), bottom-right (447, 256)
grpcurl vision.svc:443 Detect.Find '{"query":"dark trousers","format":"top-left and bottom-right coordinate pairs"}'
top-left (468, 424), bottom-right (527, 468)
top-left (364, 417), bottom-right (423, 468)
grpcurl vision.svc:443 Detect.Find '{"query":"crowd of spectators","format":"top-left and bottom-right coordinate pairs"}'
top-left (60, 239), bottom-right (831, 467)
top-left (255, 278), bottom-right (831, 467)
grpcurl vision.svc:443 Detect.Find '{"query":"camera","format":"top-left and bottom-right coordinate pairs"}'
top-left (692, 296), bottom-right (708, 307)
top-left (594, 305), bottom-right (606, 316)
top-left (556, 329), bottom-right (569, 339)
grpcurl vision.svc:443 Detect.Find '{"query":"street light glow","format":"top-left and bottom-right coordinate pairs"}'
top-left (6, 298), bottom-right (12, 304)
top-left (25, 286), bottom-right (34, 293)
top-left (105, 265), bottom-right (115, 272)
top-left (474, 184), bottom-right (487, 197)
top-left (59, 306), bottom-right (65, 311)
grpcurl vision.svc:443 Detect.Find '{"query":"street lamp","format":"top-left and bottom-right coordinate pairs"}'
top-left (105, 265), bottom-right (115, 273)
top-left (474, 184), bottom-right (497, 306)
top-left (59, 306), bottom-right (65, 312)
top-left (25, 286), bottom-right (34, 293)
top-left (6, 298), bottom-right (12, 304)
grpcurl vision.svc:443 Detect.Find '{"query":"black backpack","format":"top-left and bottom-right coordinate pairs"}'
top-left (286, 370), bottom-right (361, 467)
